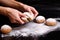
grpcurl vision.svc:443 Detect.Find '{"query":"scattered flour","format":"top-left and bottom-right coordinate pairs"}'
top-left (1, 19), bottom-right (60, 37)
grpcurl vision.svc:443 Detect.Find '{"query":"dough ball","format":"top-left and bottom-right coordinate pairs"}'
top-left (36, 16), bottom-right (45, 23)
top-left (21, 17), bottom-right (29, 23)
top-left (1, 25), bottom-right (12, 34)
top-left (45, 18), bottom-right (57, 26)
top-left (23, 12), bottom-right (34, 21)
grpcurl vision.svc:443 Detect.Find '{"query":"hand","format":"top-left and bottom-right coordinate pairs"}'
top-left (22, 5), bottom-right (39, 18)
top-left (6, 8), bottom-right (26, 24)
top-left (1, 0), bottom-right (38, 18)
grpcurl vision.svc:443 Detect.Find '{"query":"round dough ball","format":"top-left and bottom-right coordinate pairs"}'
top-left (1, 25), bottom-right (12, 34)
top-left (21, 17), bottom-right (29, 23)
top-left (23, 12), bottom-right (34, 21)
top-left (36, 16), bottom-right (45, 23)
top-left (45, 18), bottom-right (57, 26)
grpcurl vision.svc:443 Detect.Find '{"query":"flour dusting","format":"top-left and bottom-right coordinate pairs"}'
top-left (1, 19), bottom-right (60, 37)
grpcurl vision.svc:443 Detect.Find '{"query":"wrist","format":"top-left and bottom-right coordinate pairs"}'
top-left (0, 6), bottom-right (9, 17)
top-left (0, 0), bottom-right (2, 3)
top-left (14, 1), bottom-right (25, 11)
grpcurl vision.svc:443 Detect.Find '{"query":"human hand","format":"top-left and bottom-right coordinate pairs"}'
top-left (1, 0), bottom-right (38, 18)
top-left (22, 5), bottom-right (39, 18)
top-left (6, 8), bottom-right (26, 24)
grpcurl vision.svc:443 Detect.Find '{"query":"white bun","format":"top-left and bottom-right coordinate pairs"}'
top-left (1, 25), bottom-right (12, 34)
top-left (36, 16), bottom-right (45, 23)
top-left (45, 18), bottom-right (57, 26)
top-left (46, 18), bottom-right (56, 22)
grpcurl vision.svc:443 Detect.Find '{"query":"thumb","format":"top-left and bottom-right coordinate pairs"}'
top-left (19, 12), bottom-right (26, 17)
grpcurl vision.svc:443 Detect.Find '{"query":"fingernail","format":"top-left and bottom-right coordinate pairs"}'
top-left (21, 22), bottom-right (25, 24)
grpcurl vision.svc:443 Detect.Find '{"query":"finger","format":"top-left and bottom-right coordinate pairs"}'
top-left (16, 17), bottom-right (25, 24)
top-left (27, 8), bottom-right (34, 16)
top-left (26, 8), bottom-right (34, 19)
top-left (31, 7), bottom-right (38, 17)
top-left (11, 20), bottom-right (16, 23)
top-left (19, 12), bottom-right (26, 17)
top-left (12, 0), bottom-right (15, 1)
top-left (10, 18), bottom-right (17, 23)
top-left (11, 18), bottom-right (21, 24)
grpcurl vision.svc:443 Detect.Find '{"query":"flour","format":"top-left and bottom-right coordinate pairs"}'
top-left (1, 19), bottom-right (60, 37)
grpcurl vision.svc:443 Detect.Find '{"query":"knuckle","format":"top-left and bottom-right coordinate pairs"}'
top-left (37, 13), bottom-right (39, 14)
top-left (11, 21), bottom-right (16, 23)
top-left (11, 22), bottom-right (15, 23)
top-left (32, 7), bottom-right (35, 9)
top-left (31, 6), bottom-right (34, 8)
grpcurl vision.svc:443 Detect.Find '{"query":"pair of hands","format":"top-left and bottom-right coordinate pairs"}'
top-left (0, 0), bottom-right (38, 24)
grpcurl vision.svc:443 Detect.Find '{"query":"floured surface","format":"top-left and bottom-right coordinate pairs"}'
top-left (1, 21), bottom-right (60, 37)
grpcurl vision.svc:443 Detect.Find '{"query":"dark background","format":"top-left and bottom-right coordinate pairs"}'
top-left (0, 0), bottom-right (60, 40)
top-left (17, 0), bottom-right (60, 18)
